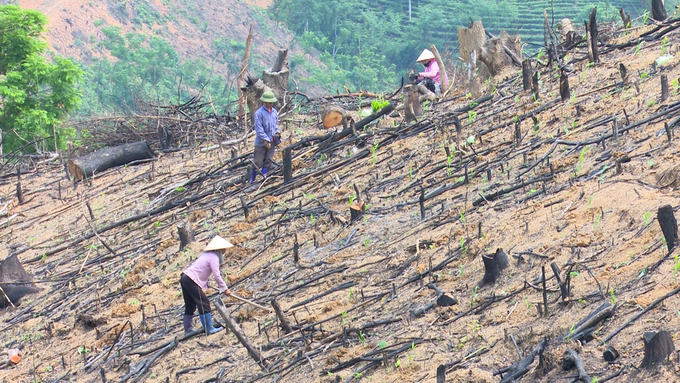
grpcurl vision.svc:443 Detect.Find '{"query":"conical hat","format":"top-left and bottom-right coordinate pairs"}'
top-left (416, 49), bottom-right (435, 63)
top-left (204, 236), bottom-right (234, 251)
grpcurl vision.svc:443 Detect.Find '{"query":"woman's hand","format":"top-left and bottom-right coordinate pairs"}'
top-left (224, 289), bottom-right (232, 297)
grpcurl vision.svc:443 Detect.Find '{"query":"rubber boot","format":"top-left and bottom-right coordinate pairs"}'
top-left (183, 315), bottom-right (194, 335)
top-left (249, 168), bottom-right (257, 183)
top-left (198, 312), bottom-right (223, 335)
top-left (262, 167), bottom-right (269, 178)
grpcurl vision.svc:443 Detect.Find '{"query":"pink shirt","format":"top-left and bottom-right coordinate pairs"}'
top-left (183, 251), bottom-right (228, 293)
top-left (418, 60), bottom-right (449, 87)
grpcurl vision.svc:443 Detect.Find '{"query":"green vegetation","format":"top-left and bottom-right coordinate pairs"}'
top-left (0, 5), bottom-right (82, 152)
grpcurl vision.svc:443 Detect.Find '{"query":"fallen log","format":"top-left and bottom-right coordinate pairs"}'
top-left (321, 105), bottom-right (352, 129)
top-left (562, 348), bottom-right (591, 382)
top-left (500, 337), bottom-right (548, 383)
top-left (565, 303), bottom-right (615, 342)
top-left (67, 141), bottom-right (155, 182)
top-left (215, 298), bottom-right (266, 367)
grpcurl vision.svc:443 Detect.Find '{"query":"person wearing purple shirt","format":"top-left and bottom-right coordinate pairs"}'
top-left (249, 90), bottom-right (281, 183)
top-left (180, 236), bottom-right (233, 335)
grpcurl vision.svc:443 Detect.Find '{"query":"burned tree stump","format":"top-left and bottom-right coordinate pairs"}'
top-left (477, 30), bottom-right (523, 77)
top-left (0, 254), bottom-right (41, 308)
top-left (641, 331), bottom-right (674, 369)
top-left (282, 146), bottom-right (293, 183)
top-left (562, 348), bottom-right (591, 382)
top-left (522, 60), bottom-right (533, 91)
top-left (177, 221), bottom-right (195, 251)
top-left (661, 74), bottom-right (669, 102)
top-left (657, 205), bottom-right (678, 251)
top-left (603, 345), bottom-right (619, 362)
top-left (589, 8), bottom-right (599, 63)
top-left (619, 63), bottom-right (628, 84)
top-left (482, 248), bottom-right (508, 284)
top-left (651, 0), bottom-right (668, 22)
top-left (620, 8), bottom-right (631, 29)
top-left (532, 71), bottom-right (540, 100)
top-left (67, 141), bottom-right (155, 182)
top-left (560, 70), bottom-right (570, 103)
top-left (16, 170), bottom-right (24, 205)
top-left (436, 364), bottom-right (446, 383)
top-left (500, 338), bottom-right (548, 383)
top-left (242, 76), bottom-right (275, 123)
top-left (403, 84), bottom-right (423, 123)
top-left (550, 262), bottom-right (569, 301)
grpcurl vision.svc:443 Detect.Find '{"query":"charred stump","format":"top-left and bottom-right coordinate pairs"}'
top-left (641, 331), bottom-right (674, 369)
top-left (0, 254), bottom-right (41, 308)
top-left (215, 298), bottom-right (265, 367)
top-left (500, 338), bottom-right (548, 383)
top-left (177, 221), bottom-right (195, 251)
top-left (482, 248), bottom-right (508, 285)
top-left (589, 8), bottom-right (599, 63)
top-left (661, 74), bottom-right (669, 102)
top-left (550, 262), bottom-right (569, 301)
top-left (560, 70), bottom-right (571, 103)
top-left (403, 84), bottom-right (422, 123)
top-left (16, 169), bottom-right (24, 205)
top-left (657, 205), bottom-right (678, 251)
top-left (242, 76), bottom-right (275, 123)
top-left (436, 364), bottom-right (446, 383)
top-left (67, 141), bottom-right (155, 182)
top-left (620, 8), bottom-right (631, 29)
top-left (270, 299), bottom-right (292, 334)
top-left (321, 105), bottom-right (352, 129)
top-left (651, 0), bottom-right (668, 22)
top-left (282, 146), bottom-right (293, 183)
top-left (522, 60), bottom-right (533, 91)
top-left (532, 71), bottom-right (540, 100)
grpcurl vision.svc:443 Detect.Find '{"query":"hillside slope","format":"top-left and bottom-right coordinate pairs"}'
top-left (14, 0), bottom-right (318, 97)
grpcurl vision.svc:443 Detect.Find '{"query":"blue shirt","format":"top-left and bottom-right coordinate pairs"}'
top-left (253, 105), bottom-right (279, 147)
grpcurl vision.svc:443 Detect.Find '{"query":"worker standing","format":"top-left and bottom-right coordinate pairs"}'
top-left (249, 91), bottom-right (281, 183)
top-left (416, 49), bottom-right (448, 96)
top-left (180, 236), bottom-right (233, 335)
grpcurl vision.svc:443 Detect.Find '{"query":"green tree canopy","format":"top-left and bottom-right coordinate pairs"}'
top-left (0, 5), bottom-right (82, 153)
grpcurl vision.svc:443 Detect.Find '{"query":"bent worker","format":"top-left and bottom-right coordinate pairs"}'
top-left (249, 90), bottom-right (281, 183)
top-left (416, 49), bottom-right (448, 96)
top-left (180, 236), bottom-right (233, 335)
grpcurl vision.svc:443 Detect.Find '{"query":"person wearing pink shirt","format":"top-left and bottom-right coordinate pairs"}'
top-left (416, 49), bottom-right (449, 96)
top-left (180, 236), bottom-right (233, 335)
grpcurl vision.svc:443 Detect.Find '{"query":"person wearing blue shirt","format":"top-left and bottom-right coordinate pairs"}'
top-left (250, 91), bottom-right (281, 183)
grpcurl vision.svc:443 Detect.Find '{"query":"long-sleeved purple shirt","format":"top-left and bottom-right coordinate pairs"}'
top-left (183, 251), bottom-right (228, 293)
top-left (418, 60), bottom-right (449, 86)
top-left (253, 105), bottom-right (279, 147)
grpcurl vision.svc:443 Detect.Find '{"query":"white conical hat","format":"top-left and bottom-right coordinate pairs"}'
top-left (416, 49), bottom-right (435, 63)
top-left (204, 236), bottom-right (234, 251)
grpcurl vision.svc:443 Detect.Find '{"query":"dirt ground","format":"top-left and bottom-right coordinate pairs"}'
top-left (1, 19), bottom-right (680, 383)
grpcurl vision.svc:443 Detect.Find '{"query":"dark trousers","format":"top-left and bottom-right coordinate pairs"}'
top-left (180, 273), bottom-right (211, 315)
top-left (253, 145), bottom-right (276, 170)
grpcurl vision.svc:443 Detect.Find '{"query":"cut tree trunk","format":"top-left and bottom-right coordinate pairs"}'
top-left (661, 74), bottom-right (669, 102)
top-left (67, 141), bottom-right (155, 182)
top-left (238, 25), bottom-right (254, 122)
top-left (562, 349), bottom-right (591, 382)
top-left (242, 76), bottom-right (275, 124)
top-left (620, 8), bottom-right (631, 28)
top-left (458, 20), bottom-right (490, 79)
top-left (177, 221), bottom-right (195, 251)
top-left (215, 299), bottom-right (265, 367)
top-left (589, 8), bottom-right (599, 63)
top-left (657, 205), bottom-right (678, 251)
top-left (560, 70), bottom-right (571, 103)
top-left (403, 84), bottom-right (423, 123)
top-left (0, 254), bottom-right (41, 308)
top-left (522, 60), bottom-right (533, 91)
top-left (651, 0), bottom-right (668, 22)
top-left (262, 49), bottom-right (290, 111)
top-left (482, 248), bottom-right (508, 284)
top-left (641, 331), bottom-right (674, 369)
top-left (321, 106), bottom-right (352, 129)
top-left (478, 30), bottom-right (522, 77)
